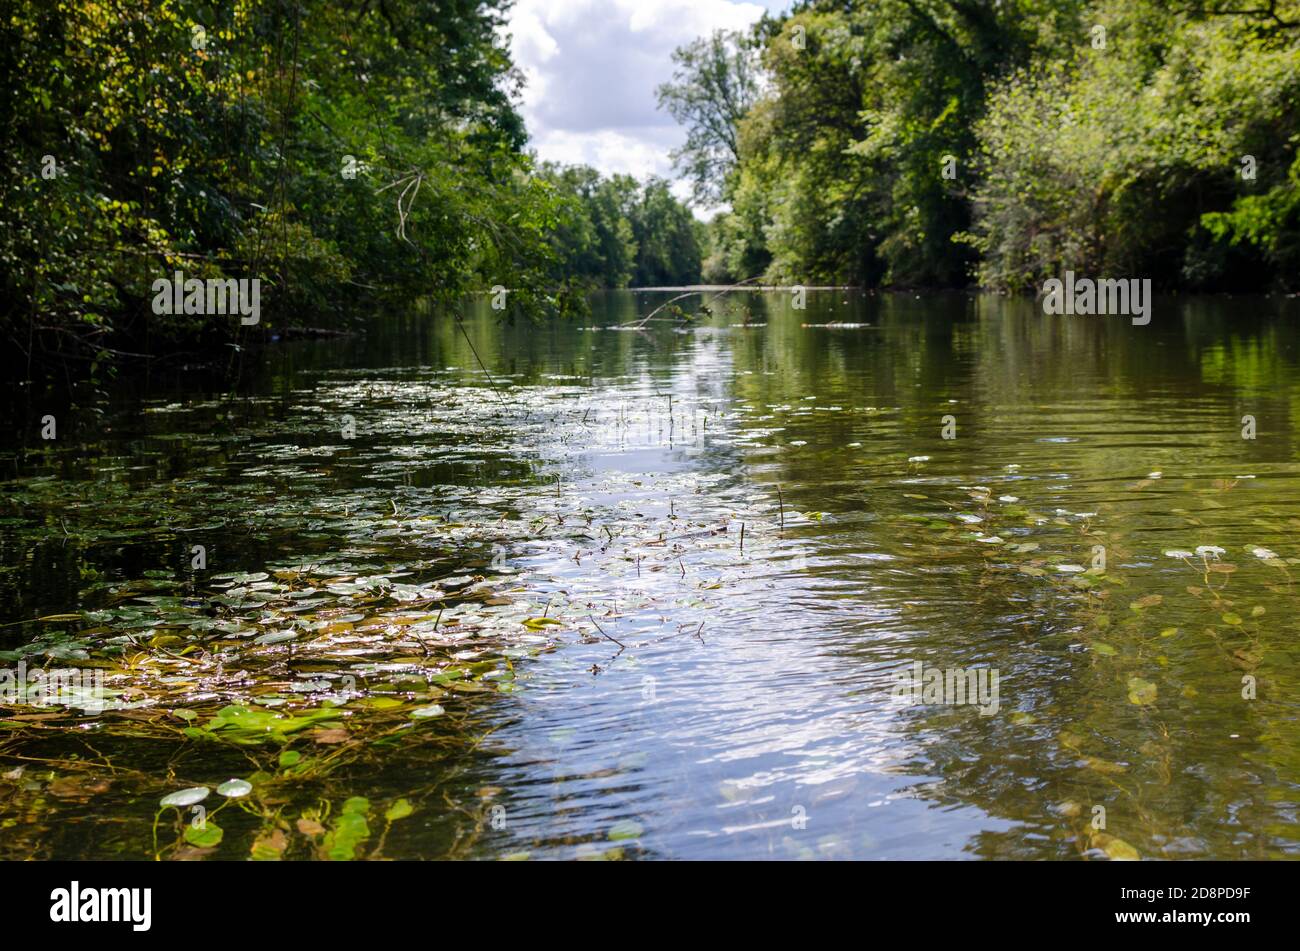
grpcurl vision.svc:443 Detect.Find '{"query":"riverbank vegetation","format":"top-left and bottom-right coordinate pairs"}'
top-left (665, 1), bottom-right (1300, 292)
top-left (0, 0), bottom-right (702, 375)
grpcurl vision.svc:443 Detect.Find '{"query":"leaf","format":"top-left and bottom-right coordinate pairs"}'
top-left (47, 776), bottom-right (112, 799)
top-left (385, 799), bottom-right (413, 822)
top-left (310, 727), bottom-right (349, 744)
top-left (1082, 756), bottom-right (1128, 775)
top-left (160, 786), bottom-right (210, 808)
top-left (608, 819), bottom-right (644, 841)
top-left (217, 779), bottom-right (253, 798)
top-left (251, 828), bottom-right (288, 861)
top-left (184, 820), bottom-right (223, 848)
top-left (1127, 677), bottom-right (1157, 706)
top-left (322, 810), bottom-right (370, 861)
top-left (522, 617), bottom-right (561, 630)
top-left (1092, 832), bottom-right (1140, 861)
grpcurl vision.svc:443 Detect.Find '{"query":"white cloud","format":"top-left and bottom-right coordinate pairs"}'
top-left (506, 0), bottom-right (779, 185)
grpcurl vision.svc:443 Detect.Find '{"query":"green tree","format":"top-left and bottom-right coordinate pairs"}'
top-left (656, 29), bottom-right (761, 207)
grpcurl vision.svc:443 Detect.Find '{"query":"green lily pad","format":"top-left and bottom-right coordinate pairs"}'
top-left (184, 820), bottom-right (223, 848)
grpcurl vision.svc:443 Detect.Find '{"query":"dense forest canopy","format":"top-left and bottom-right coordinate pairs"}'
top-left (664, 0), bottom-right (1300, 292)
top-left (0, 0), bottom-right (702, 371)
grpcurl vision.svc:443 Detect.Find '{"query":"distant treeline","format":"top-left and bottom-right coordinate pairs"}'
top-left (0, 0), bottom-right (701, 375)
top-left (539, 165), bottom-right (703, 289)
top-left (661, 1), bottom-right (1300, 292)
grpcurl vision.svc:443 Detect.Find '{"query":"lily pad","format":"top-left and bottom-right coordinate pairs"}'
top-left (160, 786), bottom-right (210, 808)
top-left (217, 779), bottom-right (253, 798)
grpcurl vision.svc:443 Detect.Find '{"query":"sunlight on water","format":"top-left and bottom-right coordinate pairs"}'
top-left (2, 290), bottom-right (1299, 860)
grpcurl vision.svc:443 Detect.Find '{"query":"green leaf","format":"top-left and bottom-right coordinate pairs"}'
top-left (608, 819), bottom-right (644, 841)
top-left (1127, 677), bottom-right (1157, 706)
top-left (184, 820), bottom-right (223, 848)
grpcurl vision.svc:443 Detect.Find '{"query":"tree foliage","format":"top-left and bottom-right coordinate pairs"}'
top-left (671, 0), bottom-right (1300, 291)
top-left (540, 166), bottom-right (702, 287)
top-left (0, 0), bottom-right (581, 371)
top-left (656, 29), bottom-right (761, 207)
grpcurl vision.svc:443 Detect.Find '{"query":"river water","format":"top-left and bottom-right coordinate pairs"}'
top-left (2, 290), bottom-right (1298, 860)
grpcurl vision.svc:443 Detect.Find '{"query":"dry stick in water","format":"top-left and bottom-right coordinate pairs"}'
top-left (623, 275), bottom-right (766, 330)
top-left (589, 614), bottom-right (624, 650)
top-left (776, 484), bottom-right (785, 534)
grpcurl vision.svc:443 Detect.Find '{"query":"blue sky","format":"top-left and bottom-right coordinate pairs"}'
top-left (506, 0), bottom-right (790, 200)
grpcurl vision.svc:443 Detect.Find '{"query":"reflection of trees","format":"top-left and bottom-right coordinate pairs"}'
top-left (716, 289), bottom-right (1300, 858)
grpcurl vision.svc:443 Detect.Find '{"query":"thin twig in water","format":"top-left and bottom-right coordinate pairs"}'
top-left (588, 614), bottom-right (624, 650)
top-left (622, 275), bottom-right (766, 329)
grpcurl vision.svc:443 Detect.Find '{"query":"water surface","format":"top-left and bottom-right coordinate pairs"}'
top-left (2, 290), bottom-right (1299, 860)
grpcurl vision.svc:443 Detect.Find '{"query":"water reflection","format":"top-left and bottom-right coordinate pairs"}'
top-left (2, 290), bottom-right (1299, 859)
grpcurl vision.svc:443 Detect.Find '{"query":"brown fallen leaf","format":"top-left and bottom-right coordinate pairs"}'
top-left (169, 846), bottom-right (218, 861)
top-left (47, 776), bottom-right (112, 799)
top-left (251, 828), bottom-right (288, 860)
top-left (309, 726), bottom-right (349, 744)
top-left (296, 818), bottom-right (325, 836)
top-left (1082, 756), bottom-right (1129, 775)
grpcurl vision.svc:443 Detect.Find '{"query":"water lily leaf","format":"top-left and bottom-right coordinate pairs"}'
top-left (522, 617), bottom-right (561, 630)
top-left (411, 704), bottom-right (445, 718)
top-left (184, 820), bottom-right (223, 848)
top-left (217, 779), bottom-right (253, 798)
top-left (160, 786), bottom-right (210, 808)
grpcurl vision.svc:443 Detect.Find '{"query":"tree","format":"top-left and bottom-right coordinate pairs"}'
top-left (656, 29), bottom-right (761, 207)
